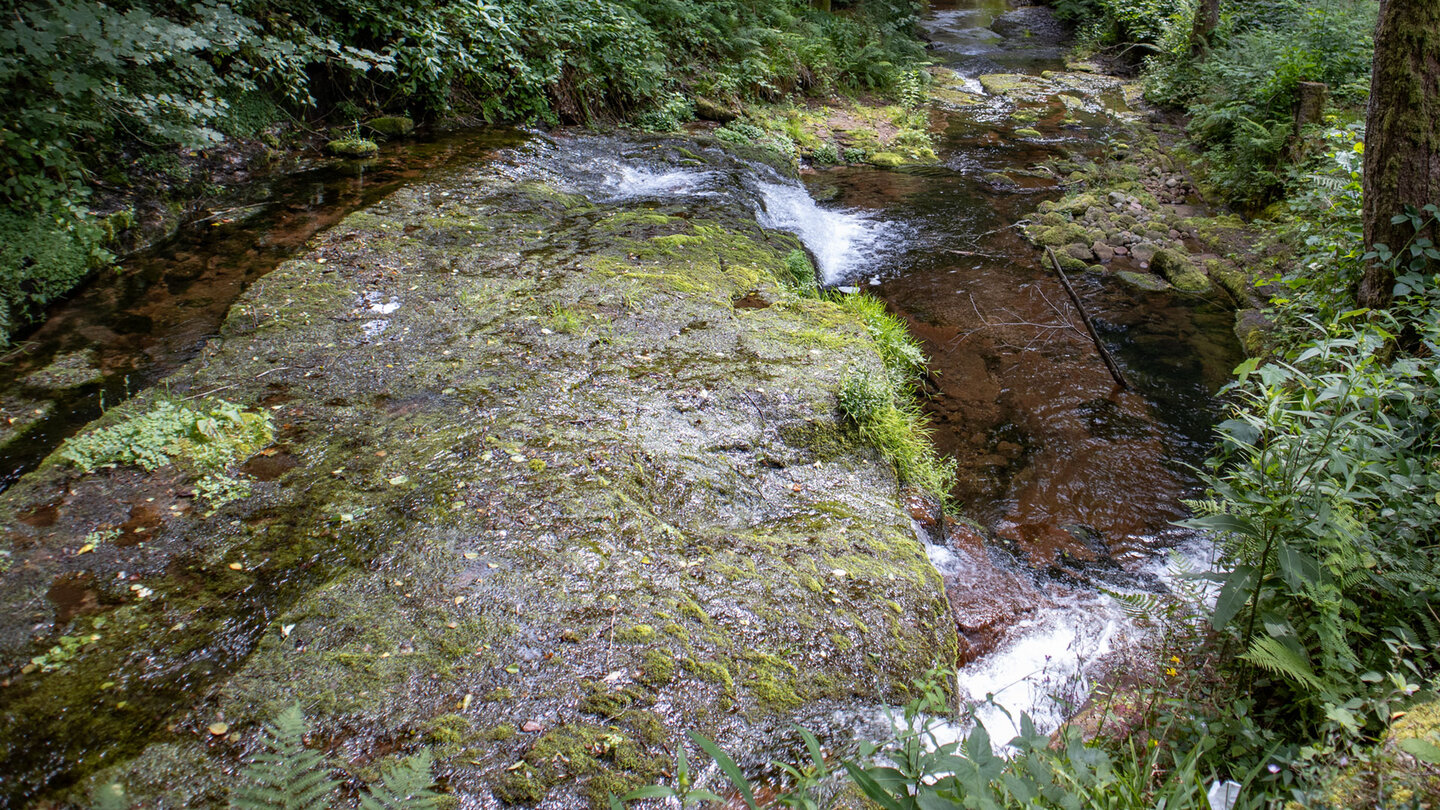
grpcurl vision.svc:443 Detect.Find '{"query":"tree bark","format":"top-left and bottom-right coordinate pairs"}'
top-left (1188, 0), bottom-right (1220, 58)
top-left (1359, 0), bottom-right (1440, 309)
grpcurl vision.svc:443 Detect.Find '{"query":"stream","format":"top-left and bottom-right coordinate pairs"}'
top-left (0, 1), bottom-right (1243, 797)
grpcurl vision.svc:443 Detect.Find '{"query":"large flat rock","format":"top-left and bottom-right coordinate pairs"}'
top-left (0, 137), bottom-right (957, 807)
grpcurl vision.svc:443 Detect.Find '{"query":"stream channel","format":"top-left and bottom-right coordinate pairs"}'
top-left (0, 0), bottom-right (1242, 796)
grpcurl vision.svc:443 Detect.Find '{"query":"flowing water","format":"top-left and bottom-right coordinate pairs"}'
top-left (814, 0), bottom-right (1240, 738)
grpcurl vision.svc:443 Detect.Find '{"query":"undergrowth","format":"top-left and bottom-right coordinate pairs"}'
top-left (60, 397), bottom-right (272, 509)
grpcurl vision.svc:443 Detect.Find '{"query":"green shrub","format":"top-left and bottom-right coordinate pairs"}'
top-left (0, 209), bottom-right (106, 344)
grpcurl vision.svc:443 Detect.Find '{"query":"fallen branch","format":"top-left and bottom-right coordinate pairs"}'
top-left (1045, 246), bottom-right (1129, 390)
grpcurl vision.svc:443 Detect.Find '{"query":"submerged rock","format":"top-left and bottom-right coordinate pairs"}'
top-left (0, 136), bottom-right (957, 807)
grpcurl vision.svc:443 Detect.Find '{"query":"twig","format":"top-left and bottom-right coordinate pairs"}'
top-left (1045, 246), bottom-right (1129, 390)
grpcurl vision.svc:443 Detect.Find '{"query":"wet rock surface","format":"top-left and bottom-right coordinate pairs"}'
top-left (0, 136), bottom-right (957, 806)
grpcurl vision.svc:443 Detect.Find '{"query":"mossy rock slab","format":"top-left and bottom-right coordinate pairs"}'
top-left (1151, 249), bottom-right (1210, 293)
top-left (0, 134), bottom-right (957, 808)
top-left (868, 151), bottom-right (906, 168)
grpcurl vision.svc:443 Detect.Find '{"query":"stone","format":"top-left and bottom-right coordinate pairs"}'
top-left (868, 152), bottom-right (905, 168)
top-left (1091, 241), bottom-right (1115, 263)
top-left (694, 96), bottom-right (739, 123)
top-left (1131, 243), bottom-right (1158, 264)
top-left (1151, 248), bottom-right (1211, 292)
top-left (1013, 128), bottom-right (1044, 139)
top-left (325, 138), bottom-right (379, 158)
top-left (1064, 243), bottom-right (1095, 262)
top-left (366, 116), bottom-right (415, 138)
top-left (1116, 271), bottom-right (1171, 292)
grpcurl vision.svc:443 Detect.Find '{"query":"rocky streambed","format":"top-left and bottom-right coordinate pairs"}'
top-left (0, 1), bottom-right (1263, 806)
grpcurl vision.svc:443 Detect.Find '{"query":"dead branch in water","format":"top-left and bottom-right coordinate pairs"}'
top-left (1045, 246), bottom-right (1129, 390)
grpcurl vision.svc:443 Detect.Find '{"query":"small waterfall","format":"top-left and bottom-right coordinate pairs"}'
top-left (754, 181), bottom-right (894, 285)
top-left (533, 135), bottom-right (896, 286)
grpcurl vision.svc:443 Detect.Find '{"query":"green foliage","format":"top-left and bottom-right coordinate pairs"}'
top-left (783, 250), bottom-right (818, 295)
top-left (617, 672), bottom-right (1227, 810)
top-left (232, 707), bottom-right (443, 809)
top-left (60, 397), bottom-right (272, 508)
top-left (231, 706), bottom-right (341, 810)
top-left (358, 751), bottom-right (442, 810)
top-left (61, 397), bottom-right (272, 474)
top-left (0, 208), bottom-right (106, 344)
top-left (830, 293), bottom-right (954, 498)
top-left (1148, 0), bottom-right (1377, 207)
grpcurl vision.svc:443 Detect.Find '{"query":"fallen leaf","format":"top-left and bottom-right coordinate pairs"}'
top-left (522, 720), bottom-right (543, 733)
top-left (388, 475), bottom-right (409, 486)
top-left (207, 722), bottom-right (229, 736)
top-left (463, 552), bottom-right (480, 560)
top-left (504, 663), bottom-right (520, 674)
top-left (458, 693), bottom-right (473, 711)
top-left (76, 543), bottom-right (95, 555)
top-left (228, 562), bottom-right (243, 570)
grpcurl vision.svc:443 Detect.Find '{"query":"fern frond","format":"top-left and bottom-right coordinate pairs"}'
top-left (1242, 636), bottom-right (1326, 694)
top-left (230, 705), bottom-right (339, 810)
top-left (1106, 591), bottom-right (1165, 620)
top-left (360, 751), bottom-right (441, 810)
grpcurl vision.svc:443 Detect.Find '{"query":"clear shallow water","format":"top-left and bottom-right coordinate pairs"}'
top-left (807, 0), bottom-right (1241, 737)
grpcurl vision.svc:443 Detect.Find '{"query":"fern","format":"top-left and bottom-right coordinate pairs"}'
top-left (360, 751), bottom-right (441, 810)
top-left (231, 706), bottom-right (340, 810)
top-left (1242, 636), bottom-right (1327, 693)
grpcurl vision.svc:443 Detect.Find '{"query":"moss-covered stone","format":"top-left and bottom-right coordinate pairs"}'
top-left (0, 134), bottom-right (957, 806)
top-left (1115, 271), bottom-right (1171, 292)
top-left (325, 137), bottom-right (380, 158)
top-left (1151, 249), bottom-right (1210, 292)
top-left (869, 152), bottom-right (905, 168)
top-left (366, 116), bottom-right (416, 138)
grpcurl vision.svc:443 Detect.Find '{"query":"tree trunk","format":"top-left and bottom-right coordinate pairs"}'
top-left (1188, 0), bottom-right (1220, 58)
top-left (1359, 0), bottom-right (1440, 309)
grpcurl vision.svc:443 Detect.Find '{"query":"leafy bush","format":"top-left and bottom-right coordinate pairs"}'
top-left (1146, 0), bottom-right (1378, 207)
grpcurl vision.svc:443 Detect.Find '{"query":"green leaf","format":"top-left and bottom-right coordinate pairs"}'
top-left (687, 731), bottom-right (757, 810)
top-left (1212, 566), bottom-right (1257, 629)
top-left (840, 762), bottom-right (905, 810)
top-left (1399, 738), bottom-right (1440, 764)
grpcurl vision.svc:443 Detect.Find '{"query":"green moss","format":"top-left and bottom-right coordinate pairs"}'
top-left (1151, 249), bottom-right (1209, 292)
top-left (423, 714), bottom-right (471, 745)
top-left (614, 624), bottom-right (655, 643)
top-left (1014, 128), bottom-right (1044, 139)
top-left (639, 650), bottom-right (675, 686)
top-left (578, 681), bottom-right (642, 718)
top-left (480, 724), bottom-right (517, 742)
top-left (869, 152), bottom-right (905, 168)
top-left (684, 658), bottom-right (735, 693)
top-left (326, 138), bottom-right (379, 158)
top-left (496, 724), bottom-right (667, 809)
top-left (366, 116), bottom-right (415, 138)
